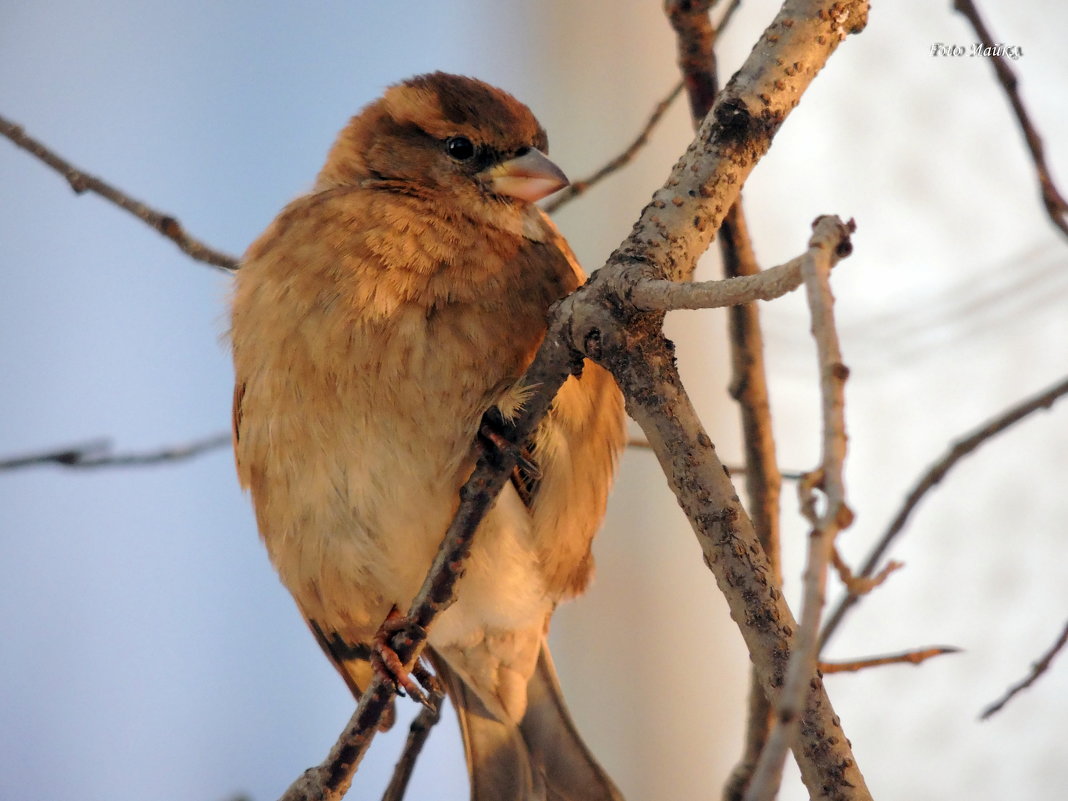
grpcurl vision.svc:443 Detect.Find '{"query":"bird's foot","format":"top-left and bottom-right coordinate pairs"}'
top-left (478, 407), bottom-right (540, 478)
top-left (371, 607), bottom-right (437, 710)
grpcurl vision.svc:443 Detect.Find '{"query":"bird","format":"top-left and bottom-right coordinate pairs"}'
top-left (230, 72), bottom-right (626, 801)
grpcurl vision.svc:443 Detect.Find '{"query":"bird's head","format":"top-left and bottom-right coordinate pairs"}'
top-left (316, 72), bottom-right (568, 205)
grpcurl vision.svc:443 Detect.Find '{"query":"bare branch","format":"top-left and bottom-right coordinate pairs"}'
top-left (743, 216), bottom-right (856, 801)
top-left (662, 5), bottom-right (787, 793)
top-left (0, 433), bottom-right (231, 470)
top-left (952, 0), bottom-right (1068, 239)
top-left (543, 81), bottom-right (685, 214)
top-left (820, 646), bottom-right (960, 674)
top-left (820, 373), bottom-right (1068, 648)
top-left (721, 203), bottom-right (785, 801)
top-left (380, 687), bottom-right (446, 801)
top-left (0, 113), bottom-right (239, 271)
top-left (666, 0), bottom-right (719, 125)
top-left (630, 225), bottom-right (846, 311)
top-left (716, 0), bottom-right (744, 32)
top-left (981, 618), bottom-right (1068, 720)
top-left (830, 546), bottom-right (901, 597)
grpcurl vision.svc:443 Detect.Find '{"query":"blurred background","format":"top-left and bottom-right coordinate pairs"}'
top-left (2, 1), bottom-right (1066, 799)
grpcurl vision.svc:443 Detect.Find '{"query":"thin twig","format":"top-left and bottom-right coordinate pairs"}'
top-left (0, 433), bottom-right (231, 470)
top-left (716, 0), bottom-right (744, 33)
top-left (820, 373), bottom-right (1068, 648)
top-left (820, 646), bottom-right (960, 674)
top-left (952, 0), bottom-right (1068, 238)
top-left (380, 686), bottom-right (446, 801)
top-left (0, 114), bottom-right (239, 271)
top-left (744, 216), bottom-right (856, 801)
top-left (542, 81), bottom-right (684, 214)
top-left (830, 546), bottom-right (902, 597)
top-left (981, 618), bottom-right (1068, 720)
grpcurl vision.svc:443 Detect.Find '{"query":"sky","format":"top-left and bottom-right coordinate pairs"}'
top-left (2, 2), bottom-right (1067, 800)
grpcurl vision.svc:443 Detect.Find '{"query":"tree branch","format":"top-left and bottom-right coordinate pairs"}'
top-left (742, 216), bottom-right (856, 801)
top-left (820, 373), bottom-right (1068, 648)
top-left (980, 618), bottom-right (1068, 720)
top-left (819, 646), bottom-right (960, 674)
top-left (543, 81), bottom-right (685, 214)
top-left (380, 686), bottom-right (445, 801)
top-left (663, 5), bottom-right (787, 795)
top-left (0, 113), bottom-right (239, 271)
top-left (952, 0), bottom-right (1068, 239)
top-left (630, 234), bottom-right (839, 310)
top-left (0, 433), bottom-right (231, 470)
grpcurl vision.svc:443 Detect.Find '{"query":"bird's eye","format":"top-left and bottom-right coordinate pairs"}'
top-left (445, 136), bottom-right (476, 162)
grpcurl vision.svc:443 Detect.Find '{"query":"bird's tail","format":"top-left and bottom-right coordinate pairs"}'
top-left (429, 640), bottom-right (624, 801)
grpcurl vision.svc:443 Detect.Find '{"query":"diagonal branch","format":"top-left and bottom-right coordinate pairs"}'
top-left (0, 114), bottom-right (240, 271)
top-left (664, 4), bottom-right (787, 796)
top-left (584, 222), bottom-right (867, 801)
top-left (820, 373), bottom-right (1068, 648)
top-left (952, 0), bottom-right (1068, 239)
top-left (543, 80), bottom-right (685, 214)
top-left (981, 618), bottom-right (1068, 720)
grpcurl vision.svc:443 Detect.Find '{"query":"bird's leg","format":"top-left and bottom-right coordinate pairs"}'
top-left (371, 606), bottom-right (435, 710)
top-left (478, 406), bottom-right (540, 477)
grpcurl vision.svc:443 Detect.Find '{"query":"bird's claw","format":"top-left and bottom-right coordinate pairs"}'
top-left (478, 408), bottom-right (540, 478)
top-left (371, 607), bottom-right (436, 710)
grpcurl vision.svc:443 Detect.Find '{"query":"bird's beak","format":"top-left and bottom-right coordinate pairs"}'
top-left (484, 148), bottom-right (569, 203)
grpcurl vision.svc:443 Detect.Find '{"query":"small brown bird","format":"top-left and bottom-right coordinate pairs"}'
top-left (230, 72), bottom-right (625, 801)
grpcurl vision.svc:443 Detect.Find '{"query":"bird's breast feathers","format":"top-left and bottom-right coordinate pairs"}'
top-left (230, 187), bottom-right (582, 640)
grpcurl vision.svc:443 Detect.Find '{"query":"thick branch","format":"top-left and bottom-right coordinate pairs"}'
top-left (820, 373), bottom-right (1068, 648)
top-left (0, 114), bottom-right (239, 271)
top-left (613, 0), bottom-right (868, 284)
top-left (664, 4), bottom-right (787, 794)
top-left (579, 272), bottom-right (870, 800)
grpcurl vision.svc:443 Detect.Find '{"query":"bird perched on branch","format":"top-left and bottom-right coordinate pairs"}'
top-left (230, 72), bottom-right (626, 800)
